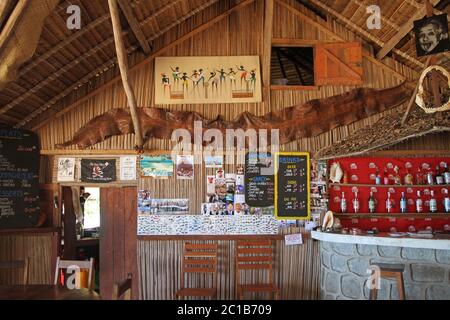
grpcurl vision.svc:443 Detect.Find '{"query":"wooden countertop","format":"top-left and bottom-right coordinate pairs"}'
top-left (0, 227), bottom-right (60, 235)
top-left (138, 232), bottom-right (312, 241)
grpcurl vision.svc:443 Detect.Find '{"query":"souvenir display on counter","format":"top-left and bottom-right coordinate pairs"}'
top-left (327, 157), bottom-right (450, 233)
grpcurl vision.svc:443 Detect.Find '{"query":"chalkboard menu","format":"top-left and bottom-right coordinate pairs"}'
top-left (245, 152), bottom-right (274, 207)
top-left (274, 152), bottom-right (310, 219)
top-left (0, 126), bottom-right (40, 229)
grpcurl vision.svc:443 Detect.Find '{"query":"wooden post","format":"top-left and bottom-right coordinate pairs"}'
top-left (108, 0), bottom-right (144, 149)
top-left (262, 0), bottom-right (274, 105)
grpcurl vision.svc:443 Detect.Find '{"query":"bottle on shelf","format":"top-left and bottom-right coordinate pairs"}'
top-left (340, 192), bottom-right (347, 213)
top-left (400, 192), bottom-right (407, 213)
top-left (343, 170), bottom-right (348, 184)
top-left (436, 165), bottom-right (444, 185)
top-left (375, 167), bottom-right (381, 185)
top-left (386, 191), bottom-right (393, 213)
top-left (429, 190), bottom-right (437, 213)
top-left (368, 191), bottom-right (376, 213)
top-left (416, 191), bottom-right (423, 213)
top-left (415, 167), bottom-right (423, 185)
top-left (444, 189), bottom-right (450, 213)
top-left (352, 190), bottom-right (360, 213)
top-left (383, 168), bottom-right (389, 185)
top-left (444, 162), bottom-right (450, 184)
top-left (426, 168), bottom-right (434, 185)
top-left (404, 168), bottom-right (413, 185)
top-left (393, 166), bottom-right (402, 185)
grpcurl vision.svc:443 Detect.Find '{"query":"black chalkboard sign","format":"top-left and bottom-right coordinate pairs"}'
top-left (0, 125), bottom-right (40, 229)
top-left (244, 152), bottom-right (274, 207)
top-left (274, 152), bottom-right (310, 219)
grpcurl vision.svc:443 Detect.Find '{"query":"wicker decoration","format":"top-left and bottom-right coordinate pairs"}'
top-left (416, 65), bottom-right (450, 113)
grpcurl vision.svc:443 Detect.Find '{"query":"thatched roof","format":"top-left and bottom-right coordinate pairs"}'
top-left (315, 107), bottom-right (450, 160)
top-left (0, 0), bottom-right (448, 130)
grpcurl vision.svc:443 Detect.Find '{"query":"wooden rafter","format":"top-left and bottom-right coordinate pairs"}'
top-left (0, 1), bottom-right (29, 53)
top-left (377, 0), bottom-right (441, 59)
top-left (108, 0), bottom-right (143, 148)
top-left (275, 0), bottom-right (408, 81)
top-left (25, 0), bottom-right (252, 130)
top-left (307, 0), bottom-right (425, 69)
top-left (117, 0), bottom-right (151, 54)
top-left (263, 0), bottom-right (274, 103)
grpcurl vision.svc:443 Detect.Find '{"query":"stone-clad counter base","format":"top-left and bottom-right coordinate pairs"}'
top-left (319, 241), bottom-right (450, 300)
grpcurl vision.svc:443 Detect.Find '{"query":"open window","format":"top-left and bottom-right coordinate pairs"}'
top-left (270, 41), bottom-right (363, 89)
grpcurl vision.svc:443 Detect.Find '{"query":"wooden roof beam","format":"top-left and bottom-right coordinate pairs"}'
top-left (307, 0), bottom-right (425, 69)
top-left (263, 0), bottom-right (274, 104)
top-left (117, 0), bottom-right (151, 54)
top-left (24, 0), bottom-right (251, 130)
top-left (377, 0), bottom-right (441, 60)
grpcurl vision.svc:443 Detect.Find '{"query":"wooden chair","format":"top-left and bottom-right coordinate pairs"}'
top-left (54, 256), bottom-right (94, 290)
top-left (369, 262), bottom-right (405, 300)
top-left (113, 274), bottom-right (132, 300)
top-left (0, 258), bottom-right (30, 285)
top-left (235, 240), bottom-right (280, 300)
top-left (175, 243), bottom-right (218, 300)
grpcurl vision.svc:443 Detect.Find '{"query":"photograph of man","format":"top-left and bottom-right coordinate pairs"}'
top-left (414, 14), bottom-right (450, 56)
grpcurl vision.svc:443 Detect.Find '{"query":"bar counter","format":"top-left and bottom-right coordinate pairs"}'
top-left (311, 231), bottom-right (450, 300)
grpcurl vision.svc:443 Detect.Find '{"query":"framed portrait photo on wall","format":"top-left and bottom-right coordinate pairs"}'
top-left (414, 14), bottom-right (450, 57)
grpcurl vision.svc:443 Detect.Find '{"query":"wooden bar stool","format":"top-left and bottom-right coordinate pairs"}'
top-left (235, 240), bottom-right (280, 300)
top-left (369, 263), bottom-right (405, 300)
top-left (175, 242), bottom-right (218, 300)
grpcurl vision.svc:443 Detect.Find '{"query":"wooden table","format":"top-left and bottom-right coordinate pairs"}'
top-left (0, 285), bottom-right (100, 300)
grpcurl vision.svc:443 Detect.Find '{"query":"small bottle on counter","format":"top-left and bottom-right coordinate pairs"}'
top-left (444, 162), bottom-right (450, 184)
top-left (383, 168), bottom-right (390, 185)
top-left (340, 192), bottom-right (347, 213)
top-left (444, 192), bottom-right (450, 213)
top-left (416, 168), bottom-right (423, 185)
top-left (400, 192), bottom-right (407, 213)
top-left (416, 191), bottom-right (423, 213)
top-left (393, 166), bottom-right (401, 185)
top-left (426, 169), bottom-right (434, 185)
top-left (429, 190), bottom-right (437, 213)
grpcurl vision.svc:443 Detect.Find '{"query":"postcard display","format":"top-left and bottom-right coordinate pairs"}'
top-left (328, 157), bottom-right (450, 232)
top-left (0, 127), bottom-right (40, 228)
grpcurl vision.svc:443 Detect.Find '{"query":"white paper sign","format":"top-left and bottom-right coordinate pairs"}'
top-left (285, 233), bottom-right (303, 246)
top-left (120, 156), bottom-right (137, 180)
top-left (57, 157), bottom-right (75, 182)
top-left (305, 221), bottom-right (317, 231)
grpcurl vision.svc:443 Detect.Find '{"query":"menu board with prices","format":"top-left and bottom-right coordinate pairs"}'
top-left (275, 152), bottom-right (310, 219)
top-left (0, 126), bottom-right (40, 228)
top-left (244, 152), bottom-right (274, 207)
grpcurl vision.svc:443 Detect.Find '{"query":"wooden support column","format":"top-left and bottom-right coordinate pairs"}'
top-left (262, 0), bottom-right (274, 105)
top-left (108, 0), bottom-right (144, 149)
top-left (117, 0), bottom-right (151, 54)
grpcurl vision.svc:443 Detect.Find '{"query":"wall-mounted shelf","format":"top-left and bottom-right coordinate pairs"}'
top-left (335, 213), bottom-right (450, 219)
top-left (330, 183), bottom-right (450, 188)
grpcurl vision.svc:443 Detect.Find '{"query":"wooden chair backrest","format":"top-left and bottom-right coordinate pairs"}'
top-left (235, 240), bottom-right (274, 285)
top-left (0, 258), bottom-right (30, 285)
top-left (54, 257), bottom-right (94, 290)
top-left (113, 274), bottom-right (132, 300)
top-left (181, 243), bottom-right (218, 289)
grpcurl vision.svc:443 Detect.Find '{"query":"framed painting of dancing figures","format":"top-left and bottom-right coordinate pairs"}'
top-left (154, 56), bottom-right (262, 104)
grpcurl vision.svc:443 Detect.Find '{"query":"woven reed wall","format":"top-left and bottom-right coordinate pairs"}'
top-left (138, 237), bottom-right (320, 300)
top-left (36, 0), bottom-right (418, 153)
top-left (0, 233), bottom-right (57, 285)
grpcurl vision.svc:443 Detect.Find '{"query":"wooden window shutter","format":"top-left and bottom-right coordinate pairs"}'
top-left (314, 42), bottom-right (363, 85)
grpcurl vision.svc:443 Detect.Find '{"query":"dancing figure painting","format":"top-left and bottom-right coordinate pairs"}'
top-left (154, 56), bottom-right (261, 104)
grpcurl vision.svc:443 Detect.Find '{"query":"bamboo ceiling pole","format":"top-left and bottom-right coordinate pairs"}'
top-left (108, 0), bottom-right (144, 149)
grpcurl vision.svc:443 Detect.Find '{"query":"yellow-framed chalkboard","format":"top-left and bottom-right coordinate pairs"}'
top-left (274, 152), bottom-right (310, 220)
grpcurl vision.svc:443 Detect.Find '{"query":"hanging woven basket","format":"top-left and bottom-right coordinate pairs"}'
top-left (415, 65), bottom-right (450, 113)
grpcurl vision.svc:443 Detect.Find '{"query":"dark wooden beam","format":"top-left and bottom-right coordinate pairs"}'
top-left (275, 48), bottom-right (287, 79)
top-left (117, 0), bottom-right (152, 54)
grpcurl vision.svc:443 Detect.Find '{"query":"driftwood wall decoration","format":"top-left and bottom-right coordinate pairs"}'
top-left (56, 84), bottom-right (410, 149)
